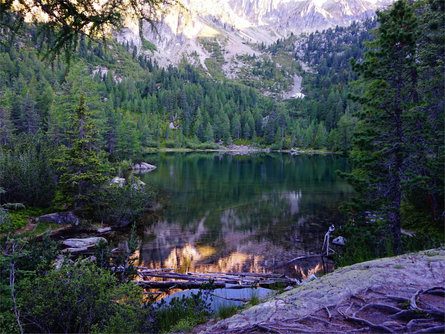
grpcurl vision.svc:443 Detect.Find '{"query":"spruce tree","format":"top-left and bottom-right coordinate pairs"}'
top-left (348, 0), bottom-right (419, 254)
top-left (53, 94), bottom-right (109, 214)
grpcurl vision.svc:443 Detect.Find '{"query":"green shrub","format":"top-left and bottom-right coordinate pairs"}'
top-left (17, 262), bottom-right (147, 333)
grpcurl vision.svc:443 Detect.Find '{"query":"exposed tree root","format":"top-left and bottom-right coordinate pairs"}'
top-left (206, 286), bottom-right (444, 334)
top-left (345, 315), bottom-right (396, 333)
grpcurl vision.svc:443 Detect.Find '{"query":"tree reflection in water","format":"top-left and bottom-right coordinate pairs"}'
top-left (136, 153), bottom-right (352, 277)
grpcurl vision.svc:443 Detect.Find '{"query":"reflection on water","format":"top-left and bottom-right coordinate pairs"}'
top-left (139, 153), bottom-right (352, 277)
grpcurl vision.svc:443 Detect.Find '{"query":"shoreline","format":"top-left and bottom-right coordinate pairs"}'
top-left (143, 146), bottom-right (336, 154)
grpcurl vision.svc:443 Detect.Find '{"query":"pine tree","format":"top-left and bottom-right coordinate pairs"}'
top-left (348, 0), bottom-right (419, 254)
top-left (53, 94), bottom-right (109, 213)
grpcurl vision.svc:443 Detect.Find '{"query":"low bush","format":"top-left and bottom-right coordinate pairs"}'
top-left (18, 261), bottom-right (148, 333)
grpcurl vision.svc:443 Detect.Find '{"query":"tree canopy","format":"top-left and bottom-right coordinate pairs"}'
top-left (0, 0), bottom-right (174, 59)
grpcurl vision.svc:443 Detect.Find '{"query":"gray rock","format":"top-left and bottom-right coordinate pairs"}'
top-left (332, 236), bottom-right (346, 246)
top-left (110, 176), bottom-right (126, 187)
top-left (97, 227), bottom-right (112, 233)
top-left (36, 211), bottom-right (79, 225)
top-left (62, 237), bottom-right (107, 249)
top-left (54, 256), bottom-right (74, 269)
top-left (132, 162), bottom-right (156, 173)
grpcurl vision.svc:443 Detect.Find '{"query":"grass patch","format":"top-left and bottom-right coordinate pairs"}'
top-left (31, 222), bottom-right (61, 236)
top-left (217, 304), bottom-right (241, 319)
top-left (248, 295), bottom-right (260, 306)
top-left (154, 291), bottom-right (211, 333)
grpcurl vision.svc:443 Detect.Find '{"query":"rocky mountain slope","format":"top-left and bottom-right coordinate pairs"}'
top-left (115, 0), bottom-right (393, 70)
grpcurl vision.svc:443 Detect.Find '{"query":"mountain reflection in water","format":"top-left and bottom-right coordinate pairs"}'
top-left (138, 153), bottom-right (352, 278)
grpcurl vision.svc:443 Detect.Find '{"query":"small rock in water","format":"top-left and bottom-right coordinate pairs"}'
top-left (97, 227), bottom-right (112, 233)
top-left (132, 162), bottom-right (156, 173)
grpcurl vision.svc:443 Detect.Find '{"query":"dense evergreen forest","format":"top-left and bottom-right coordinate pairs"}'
top-left (0, 0), bottom-right (443, 332)
top-left (0, 14), bottom-right (378, 158)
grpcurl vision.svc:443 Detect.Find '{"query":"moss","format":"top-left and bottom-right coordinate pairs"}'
top-left (0, 207), bottom-right (47, 233)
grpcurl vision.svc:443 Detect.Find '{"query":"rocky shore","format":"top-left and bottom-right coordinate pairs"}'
top-left (200, 249), bottom-right (445, 333)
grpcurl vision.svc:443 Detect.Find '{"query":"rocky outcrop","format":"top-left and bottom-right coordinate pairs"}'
top-left (202, 249), bottom-right (445, 333)
top-left (116, 0), bottom-right (393, 70)
top-left (36, 211), bottom-right (79, 225)
top-left (132, 162), bottom-right (157, 173)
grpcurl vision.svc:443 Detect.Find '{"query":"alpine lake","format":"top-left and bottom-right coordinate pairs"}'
top-left (127, 152), bottom-right (353, 308)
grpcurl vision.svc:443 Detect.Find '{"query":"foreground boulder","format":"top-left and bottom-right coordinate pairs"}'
top-left (62, 237), bottom-right (107, 249)
top-left (132, 162), bottom-right (156, 173)
top-left (36, 211), bottom-right (79, 225)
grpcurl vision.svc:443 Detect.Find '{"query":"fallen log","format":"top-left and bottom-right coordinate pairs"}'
top-left (137, 267), bottom-right (176, 272)
top-left (136, 280), bottom-right (226, 289)
top-left (139, 272), bottom-right (242, 284)
top-left (136, 277), bottom-right (298, 290)
top-left (206, 271), bottom-right (285, 278)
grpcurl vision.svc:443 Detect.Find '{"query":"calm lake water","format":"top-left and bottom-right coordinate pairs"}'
top-left (138, 152), bottom-right (352, 279)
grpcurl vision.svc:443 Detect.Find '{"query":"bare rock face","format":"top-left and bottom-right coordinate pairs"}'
top-left (202, 249), bottom-right (445, 333)
top-left (36, 211), bottom-right (79, 225)
top-left (116, 0), bottom-right (394, 69)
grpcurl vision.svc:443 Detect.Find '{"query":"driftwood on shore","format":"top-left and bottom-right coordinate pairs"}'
top-left (136, 268), bottom-right (300, 290)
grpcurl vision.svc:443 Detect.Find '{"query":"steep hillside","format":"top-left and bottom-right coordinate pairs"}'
top-left (114, 0), bottom-right (393, 70)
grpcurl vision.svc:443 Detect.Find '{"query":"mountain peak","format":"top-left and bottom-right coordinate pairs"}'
top-left (115, 0), bottom-right (393, 67)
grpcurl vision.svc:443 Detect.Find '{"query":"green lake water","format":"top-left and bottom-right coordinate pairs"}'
top-left (139, 152), bottom-right (352, 278)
